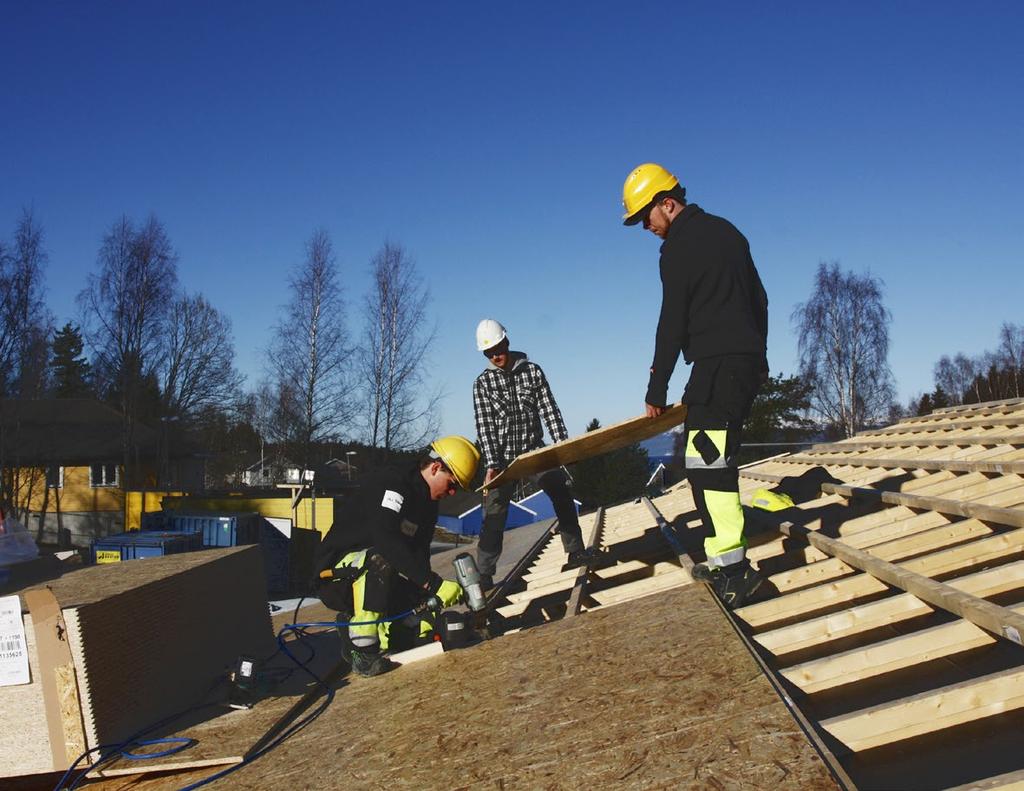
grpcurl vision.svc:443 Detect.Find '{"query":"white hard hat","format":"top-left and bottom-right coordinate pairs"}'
top-left (475, 319), bottom-right (507, 352)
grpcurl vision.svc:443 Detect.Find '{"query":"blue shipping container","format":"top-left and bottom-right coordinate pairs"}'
top-left (92, 531), bottom-right (202, 564)
top-left (159, 512), bottom-right (261, 548)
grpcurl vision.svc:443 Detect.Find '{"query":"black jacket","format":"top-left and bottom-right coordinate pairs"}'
top-left (313, 465), bottom-right (439, 590)
top-left (646, 204), bottom-right (769, 407)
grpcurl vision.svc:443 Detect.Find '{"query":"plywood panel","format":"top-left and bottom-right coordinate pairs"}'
top-left (483, 405), bottom-right (686, 489)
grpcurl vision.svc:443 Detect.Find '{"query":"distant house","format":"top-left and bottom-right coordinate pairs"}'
top-left (240, 457), bottom-right (303, 487)
top-left (0, 399), bottom-right (204, 547)
top-left (312, 458), bottom-right (360, 492)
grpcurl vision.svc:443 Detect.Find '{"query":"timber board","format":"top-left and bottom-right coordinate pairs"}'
top-left (481, 404), bottom-right (686, 489)
top-left (86, 586), bottom-right (837, 791)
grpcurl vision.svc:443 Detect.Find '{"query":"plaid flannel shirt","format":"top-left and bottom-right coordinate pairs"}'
top-left (472, 354), bottom-right (568, 470)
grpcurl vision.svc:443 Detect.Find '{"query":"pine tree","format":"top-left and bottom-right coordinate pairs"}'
top-left (50, 322), bottom-right (92, 397)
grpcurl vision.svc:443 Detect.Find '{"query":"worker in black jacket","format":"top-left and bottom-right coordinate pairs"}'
top-left (622, 162), bottom-right (768, 609)
top-left (313, 435), bottom-right (480, 676)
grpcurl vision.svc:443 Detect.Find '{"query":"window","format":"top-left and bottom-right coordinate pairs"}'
top-left (90, 463), bottom-right (119, 488)
top-left (46, 465), bottom-right (63, 489)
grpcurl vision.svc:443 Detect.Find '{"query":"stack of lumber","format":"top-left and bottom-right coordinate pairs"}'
top-left (0, 546), bottom-right (274, 781)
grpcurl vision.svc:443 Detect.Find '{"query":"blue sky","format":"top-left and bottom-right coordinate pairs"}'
top-left (3, 2), bottom-right (1022, 441)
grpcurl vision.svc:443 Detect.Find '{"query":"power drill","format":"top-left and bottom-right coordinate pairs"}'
top-left (453, 553), bottom-right (488, 613)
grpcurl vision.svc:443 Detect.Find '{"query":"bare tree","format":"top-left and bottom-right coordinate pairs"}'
top-left (0, 210), bottom-right (53, 397)
top-left (997, 322), bottom-right (1024, 398)
top-left (934, 353), bottom-right (975, 405)
top-left (266, 229), bottom-right (354, 468)
top-left (161, 292), bottom-right (243, 420)
top-left (78, 215), bottom-right (178, 484)
top-left (793, 261), bottom-right (895, 437)
top-left (359, 242), bottom-right (441, 451)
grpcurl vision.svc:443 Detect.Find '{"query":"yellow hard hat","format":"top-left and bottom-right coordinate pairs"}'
top-left (622, 162), bottom-right (680, 225)
top-left (430, 435), bottom-right (481, 490)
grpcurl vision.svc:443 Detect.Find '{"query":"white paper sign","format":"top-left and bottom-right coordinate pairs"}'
top-left (0, 594), bottom-right (30, 686)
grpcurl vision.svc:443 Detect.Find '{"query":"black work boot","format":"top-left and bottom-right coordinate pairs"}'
top-left (565, 547), bottom-right (613, 571)
top-left (349, 648), bottom-right (396, 678)
top-left (692, 560), bottom-right (763, 609)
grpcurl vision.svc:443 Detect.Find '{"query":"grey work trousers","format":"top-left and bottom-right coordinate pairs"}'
top-left (476, 467), bottom-right (584, 577)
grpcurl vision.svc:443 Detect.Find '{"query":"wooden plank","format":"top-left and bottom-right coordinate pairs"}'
top-left (897, 401), bottom-right (1024, 424)
top-left (776, 454), bottom-right (1024, 476)
top-left (755, 562), bottom-right (1024, 656)
top-left (756, 516), bottom-right (1024, 646)
top-left (762, 516), bottom-right (990, 596)
top-left (863, 416), bottom-right (1024, 435)
top-left (23, 587), bottom-right (86, 771)
top-left (0, 615), bottom-right (55, 777)
top-left (740, 469), bottom-right (1024, 529)
top-left (783, 599), bottom-right (1024, 694)
top-left (737, 528), bottom-right (1024, 628)
top-left (822, 483), bottom-right (1024, 530)
top-left (821, 666), bottom-right (1024, 752)
top-left (60, 548), bottom-right (276, 755)
top-left (91, 756), bottom-right (243, 779)
top-left (481, 405), bottom-right (687, 490)
top-left (389, 641), bottom-right (445, 666)
top-left (567, 507), bottom-right (604, 616)
top-left (588, 568), bottom-right (692, 607)
top-left (808, 435), bottom-right (1024, 453)
top-left (933, 397), bottom-right (1024, 414)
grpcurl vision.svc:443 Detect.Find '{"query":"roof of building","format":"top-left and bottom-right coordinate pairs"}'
top-left (0, 398), bottom-right (160, 465)
top-left (49, 396), bottom-right (1024, 789)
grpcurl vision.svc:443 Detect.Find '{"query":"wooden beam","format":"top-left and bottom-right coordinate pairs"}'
top-left (756, 562), bottom-right (1024, 656)
top-left (821, 666), bottom-right (1024, 752)
top-left (808, 435), bottom-right (1024, 453)
top-left (740, 469), bottom-right (1024, 530)
top-left (765, 518), bottom-right (995, 596)
top-left (567, 507), bottom-right (604, 616)
top-left (777, 454), bottom-right (1024, 476)
top-left (587, 568), bottom-right (693, 607)
top-left (932, 396), bottom-right (1024, 414)
top-left (823, 482), bottom-right (1024, 530)
top-left (738, 527), bottom-right (1024, 628)
top-left (862, 415), bottom-right (1024, 436)
top-left (782, 598), bottom-right (1024, 694)
top-left (897, 401), bottom-right (1024, 425)
top-left (747, 514), bottom-right (1024, 646)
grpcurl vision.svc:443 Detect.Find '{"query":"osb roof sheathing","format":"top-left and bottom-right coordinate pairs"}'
top-left (82, 397), bottom-right (1024, 789)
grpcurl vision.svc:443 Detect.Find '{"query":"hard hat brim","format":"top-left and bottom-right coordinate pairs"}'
top-left (623, 202), bottom-right (651, 226)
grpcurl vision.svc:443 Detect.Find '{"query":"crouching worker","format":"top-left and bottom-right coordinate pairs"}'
top-left (313, 435), bottom-right (480, 677)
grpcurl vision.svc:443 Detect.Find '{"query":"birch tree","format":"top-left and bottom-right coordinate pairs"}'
top-left (0, 210), bottom-right (52, 397)
top-left (161, 292), bottom-right (243, 420)
top-left (266, 229), bottom-right (353, 468)
top-left (792, 261), bottom-right (895, 437)
top-left (78, 215), bottom-right (178, 483)
top-left (359, 242), bottom-right (440, 451)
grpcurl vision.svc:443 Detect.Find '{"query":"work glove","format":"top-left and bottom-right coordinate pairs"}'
top-left (436, 579), bottom-right (464, 608)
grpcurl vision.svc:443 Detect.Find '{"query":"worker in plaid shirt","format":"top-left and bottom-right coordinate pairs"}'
top-left (472, 319), bottom-right (606, 588)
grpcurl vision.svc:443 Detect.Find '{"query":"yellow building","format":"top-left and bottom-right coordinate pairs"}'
top-left (1, 399), bottom-right (203, 547)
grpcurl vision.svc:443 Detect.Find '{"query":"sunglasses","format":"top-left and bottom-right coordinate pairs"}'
top-left (484, 342), bottom-right (509, 358)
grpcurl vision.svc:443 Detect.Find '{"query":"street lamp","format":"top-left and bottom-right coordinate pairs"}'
top-left (345, 451), bottom-right (356, 481)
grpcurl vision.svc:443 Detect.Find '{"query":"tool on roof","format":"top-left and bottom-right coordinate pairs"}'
top-left (453, 552), bottom-right (487, 612)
